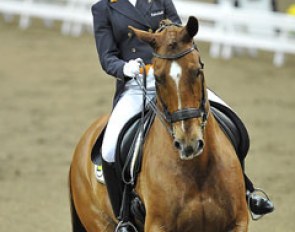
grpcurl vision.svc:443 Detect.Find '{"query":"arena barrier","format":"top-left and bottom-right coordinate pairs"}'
top-left (173, 0), bottom-right (295, 66)
top-left (0, 0), bottom-right (294, 66)
top-left (0, 0), bottom-right (92, 36)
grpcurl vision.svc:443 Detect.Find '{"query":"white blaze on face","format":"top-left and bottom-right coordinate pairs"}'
top-left (169, 61), bottom-right (185, 131)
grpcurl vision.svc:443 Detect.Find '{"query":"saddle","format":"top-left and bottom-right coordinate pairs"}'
top-left (210, 101), bottom-right (250, 162)
top-left (91, 107), bottom-right (156, 183)
top-left (115, 108), bottom-right (156, 183)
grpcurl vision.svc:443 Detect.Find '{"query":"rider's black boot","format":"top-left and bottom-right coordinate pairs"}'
top-left (247, 190), bottom-right (274, 215)
top-left (114, 222), bottom-right (138, 232)
top-left (102, 159), bottom-right (137, 232)
top-left (116, 227), bottom-right (129, 232)
top-left (102, 159), bottom-right (123, 218)
top-left (244, 174), bottom-right (274, 215)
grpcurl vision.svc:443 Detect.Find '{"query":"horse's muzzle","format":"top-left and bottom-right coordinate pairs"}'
top-left (174, 139), bottom-right (204, 160)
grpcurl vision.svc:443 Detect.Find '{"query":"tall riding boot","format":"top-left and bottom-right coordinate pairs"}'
top-left (239, 158), bottom-right (274, 216)
top-left (244, 174), bottom-right (274, 215)
top-left (102, 159), bottom-right (123, 218)
top-left (102, 159), bottom-right (136, 232)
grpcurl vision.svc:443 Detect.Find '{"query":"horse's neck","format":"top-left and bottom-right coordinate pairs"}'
top-left (195, 112), bottom-right (234, 176)
top-left (142, 118), bottom-right (207, 193)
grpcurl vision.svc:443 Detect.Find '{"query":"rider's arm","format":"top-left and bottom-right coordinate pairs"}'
top-left (92, 2), bottom-right (125, 81)
top-left (164, 0), bottom-right (182, 25)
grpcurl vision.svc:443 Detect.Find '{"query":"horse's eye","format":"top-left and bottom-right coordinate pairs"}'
top-left (155, 74), bottom-right (165, 85)
top-left (191, 68), bottom-right (202, 78)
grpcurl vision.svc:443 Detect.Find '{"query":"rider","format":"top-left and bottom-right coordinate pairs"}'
top-left (92, 0), bottom-right (274, 231)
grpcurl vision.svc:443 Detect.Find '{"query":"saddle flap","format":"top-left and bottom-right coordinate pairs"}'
top-left (115, 109), bottom-right (155, 183)
top-left (91, 127), bottom-right (106, 165)
top-left (210, 101), bottom-right (250, 161)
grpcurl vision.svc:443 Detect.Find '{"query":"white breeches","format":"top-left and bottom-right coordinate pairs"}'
top-left (102, 70), bottom-right (156, 163)
top-left (102, 70), bottom-right (228, 163)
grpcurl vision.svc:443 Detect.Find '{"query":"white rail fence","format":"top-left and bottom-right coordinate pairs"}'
top-left (0, 0), bottom-right (294, 66)
top-left (174, 0), bottom-right (295, 66)
top-left (0, 0), bottom-right (93, 36)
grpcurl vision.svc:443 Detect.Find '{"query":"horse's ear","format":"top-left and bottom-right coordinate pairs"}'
top-left (186, 16), bottom-right (199, 37)
top-left (128, 26), bottom-right (157, 48)
top-left (182, 16), bottom-right (199, 42)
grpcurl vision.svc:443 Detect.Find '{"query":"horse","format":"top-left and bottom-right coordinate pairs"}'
top-left (69, 16), bottom-right (249, 232)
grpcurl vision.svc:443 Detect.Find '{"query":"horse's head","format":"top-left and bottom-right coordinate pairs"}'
top-left (129, 16), bottom-right (209, 160)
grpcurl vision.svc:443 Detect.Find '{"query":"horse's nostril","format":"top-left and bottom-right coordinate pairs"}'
top-left (197, 140), bottom-right (204, 150)
top-left (174, 140), bottom-right (182, 150)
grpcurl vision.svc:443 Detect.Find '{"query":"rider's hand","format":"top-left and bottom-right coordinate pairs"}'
top-left (123, 58), bottom-right (142, 78)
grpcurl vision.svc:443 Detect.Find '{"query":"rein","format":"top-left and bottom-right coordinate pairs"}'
top-left (134, 62), bottom-right (174, 136)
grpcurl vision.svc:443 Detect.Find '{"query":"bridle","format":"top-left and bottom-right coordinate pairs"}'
top-left (153, 44), bottom-right (208, 135)
top-left (153, 46), bottom-right (195, 60)
top-left (135, 21), bottom-right (208, 137)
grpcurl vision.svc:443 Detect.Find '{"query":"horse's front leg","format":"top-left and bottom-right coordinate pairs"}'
top-left (144, 224), bottom-right (166, 232)
top-left (231, 198), bottom-right (249, 232)
top-left (144, 217), bottom-right (167, 232)
top-left (231, 216), bottom-right (248, 232)
top-left (231, 224), bottom-right (248, 232)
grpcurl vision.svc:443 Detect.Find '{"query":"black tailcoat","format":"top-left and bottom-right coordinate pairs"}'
top-left (92, 0), bottom-right (181, 105)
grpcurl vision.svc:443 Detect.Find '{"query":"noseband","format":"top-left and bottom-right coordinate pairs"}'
top-left (153, 45), bottom-right (208, 131)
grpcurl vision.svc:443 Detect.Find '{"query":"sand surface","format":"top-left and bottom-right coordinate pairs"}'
top-left (0, 14), bottom-right (294, 231)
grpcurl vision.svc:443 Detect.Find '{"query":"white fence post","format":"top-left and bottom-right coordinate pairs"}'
top-left (19, 0), bottom-right (33, 29)
top-left (61, 0), bottom-right (76, 35)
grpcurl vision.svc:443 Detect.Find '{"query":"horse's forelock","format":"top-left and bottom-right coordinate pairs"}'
top-left (156, 25), bottom-right (185, 53)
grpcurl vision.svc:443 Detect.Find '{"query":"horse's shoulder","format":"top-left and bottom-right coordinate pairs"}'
top-left (91, 114), bottom-right (109, 128)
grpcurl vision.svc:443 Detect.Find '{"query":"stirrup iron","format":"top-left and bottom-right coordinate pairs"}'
top-left (248, 188), bottom-right (271, 221)
top-left (115, 221), bottom-right (138, 232)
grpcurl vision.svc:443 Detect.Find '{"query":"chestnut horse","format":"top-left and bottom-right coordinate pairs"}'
top-left (69, 16), bottom-right (249, 232)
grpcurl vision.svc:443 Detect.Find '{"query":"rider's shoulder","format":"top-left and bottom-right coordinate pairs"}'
top-left (92, 0), bottom-right (109, 10)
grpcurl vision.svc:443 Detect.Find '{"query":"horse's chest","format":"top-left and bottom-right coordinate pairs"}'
top-left (175, 196), bottom-right (233, 231)
top-left (144, 158), bottom-right (242, 231)
top-left (149, 186), bottom-right (235, 232)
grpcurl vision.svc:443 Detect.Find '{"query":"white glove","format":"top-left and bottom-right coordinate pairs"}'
top-left (123, 58), bottom-right (142, 78)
